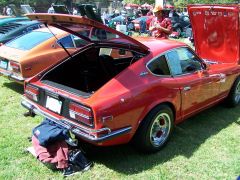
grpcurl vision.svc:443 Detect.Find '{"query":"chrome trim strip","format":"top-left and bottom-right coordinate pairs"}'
top-left (21, 98), bottom-right (132, 142)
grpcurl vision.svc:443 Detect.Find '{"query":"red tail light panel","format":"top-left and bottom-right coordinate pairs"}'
top-left (10, 61), bottom-right (21, 73)
top-left (69, 102), bottom-right (94, 126)
top-left (25, 84), bottom-right (39, 102)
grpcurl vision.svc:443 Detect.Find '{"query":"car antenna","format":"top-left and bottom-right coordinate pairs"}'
top-left (44, 23), bottom-right (72, 58)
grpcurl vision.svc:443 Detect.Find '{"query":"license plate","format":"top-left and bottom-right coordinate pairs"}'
top-left (46, 96), bottom-right (62, 114)
top-left (0, 60), bottom-right (8, 69)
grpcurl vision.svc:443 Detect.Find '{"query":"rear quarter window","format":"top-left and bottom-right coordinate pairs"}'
top-left (147, 55), bottom-right (171, 76)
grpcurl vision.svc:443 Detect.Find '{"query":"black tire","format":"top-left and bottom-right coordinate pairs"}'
top-left (133, 104), bottom-right (174, 153)
top-left (226, 76), bottom-right (240, 107)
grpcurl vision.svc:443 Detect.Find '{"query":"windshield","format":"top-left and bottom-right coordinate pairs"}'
top-left (6, 31), bottom-right (53, 50)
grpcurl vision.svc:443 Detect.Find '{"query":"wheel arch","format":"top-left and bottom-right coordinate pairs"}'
top-left (134, 101), bottom-right (176, 134)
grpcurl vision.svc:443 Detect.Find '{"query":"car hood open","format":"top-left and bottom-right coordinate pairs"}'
top-left (26, 13), bottom-right (149, 53)
top-left (188, 5), bottom-right (239, 64)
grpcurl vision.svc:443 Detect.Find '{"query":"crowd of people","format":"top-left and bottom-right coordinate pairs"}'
top-left (1, 2), bottom-right (175, 39)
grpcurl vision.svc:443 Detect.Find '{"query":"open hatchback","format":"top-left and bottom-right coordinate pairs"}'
top-left (24, 13), bottom-right (149, 95)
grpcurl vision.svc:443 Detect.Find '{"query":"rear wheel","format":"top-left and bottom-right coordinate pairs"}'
top-left (226, 76), bottom-right (240, 107)
top-left (133, 105), bottom-right (174, 153)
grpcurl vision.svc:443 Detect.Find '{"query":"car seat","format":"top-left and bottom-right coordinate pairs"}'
top-left (98, 54), bottom-right (117, 80)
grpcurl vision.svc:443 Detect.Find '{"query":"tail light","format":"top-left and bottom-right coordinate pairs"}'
top-left (25, 84), bottom-right (39, 102)
top-left (69, 102), bottom-right (93, 126)
top-left (10, 61), bottom-right (20, 73)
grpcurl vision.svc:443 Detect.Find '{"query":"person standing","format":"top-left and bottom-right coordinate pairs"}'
top-left (48, 3), bottom-right (55, 14)
top-left (149, 5), bottom-right (172, 38)
top-left (6, 6), bottom-right (13, 16)
top-left (2, 6), bottom-right (7, 16)
top-left (72, 7), bottom-right (78, 15)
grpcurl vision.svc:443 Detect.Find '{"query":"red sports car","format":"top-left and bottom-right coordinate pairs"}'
top-left (22, 5), bottom-right (240, 153)
top-left (132, 15), bottom-right (153, 32)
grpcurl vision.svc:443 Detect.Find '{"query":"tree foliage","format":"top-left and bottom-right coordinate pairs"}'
top-left (123, 0), bottom-right (155, 5)
top-left (123, 0), bottom-right (238, 7)
top-left (174, 0), bottom-right (238, 8)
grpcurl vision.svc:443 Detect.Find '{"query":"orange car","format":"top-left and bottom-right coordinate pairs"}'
top-left (0, 26), bottom-right (87, 83)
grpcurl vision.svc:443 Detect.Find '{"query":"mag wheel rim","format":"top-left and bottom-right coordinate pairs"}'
top-left (234, 81), bottom-right (240, 103)
top-left (150, 112), bottom-right (171, 147)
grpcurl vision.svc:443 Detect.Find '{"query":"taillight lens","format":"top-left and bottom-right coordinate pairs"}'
top-left (69, 102), bottom-right (93, 126)
top-left (10, 61), bottom-right (21, 73)
top-left (25, 84), bottom-right (39, 102)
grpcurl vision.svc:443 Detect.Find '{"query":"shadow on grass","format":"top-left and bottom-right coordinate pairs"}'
top-left (3, 81), bottom-right (24, 94)
top-left (86, 105), bottom-right (240, 174)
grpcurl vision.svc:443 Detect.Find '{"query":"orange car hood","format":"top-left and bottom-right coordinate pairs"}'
top-left (0, 45), bottom-right (28, 62)
top-left (188, 5), bottom-right (240, 64)
top-left (0, 15), bottom-right (8, 19)
top-left (26, 13), bottom-right (149, 53)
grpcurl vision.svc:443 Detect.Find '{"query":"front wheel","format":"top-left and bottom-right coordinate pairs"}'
top-left (226, 76), bottom-right (240, 107)
top-left (133, 105), bottom-right (174, 153)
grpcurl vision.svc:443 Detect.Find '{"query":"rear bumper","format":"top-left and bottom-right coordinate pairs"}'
top-left (0, 69), bottom-right (25, 83)
top-left (21, 98), bottom-right (132, 143)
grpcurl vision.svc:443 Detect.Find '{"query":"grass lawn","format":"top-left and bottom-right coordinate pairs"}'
top-left (0, 75), bottom-right (239, 179)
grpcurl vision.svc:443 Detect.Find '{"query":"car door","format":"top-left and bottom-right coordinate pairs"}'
top-left (165, 47), bottom-right (221, 119)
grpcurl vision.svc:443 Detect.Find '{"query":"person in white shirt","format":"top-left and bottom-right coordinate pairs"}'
top-left (48, 3), bottom-right (55, 14)
top-left (72, 7), bottom-right (78, 15)
top-left (6, 6), bottom-right (13, 16)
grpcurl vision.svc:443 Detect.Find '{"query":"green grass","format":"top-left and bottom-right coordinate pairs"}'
top-left (0, 76), bottom-right (239, 179)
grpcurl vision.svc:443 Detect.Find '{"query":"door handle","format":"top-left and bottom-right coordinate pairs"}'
top-left (183, 86), bottom-right (191, 91)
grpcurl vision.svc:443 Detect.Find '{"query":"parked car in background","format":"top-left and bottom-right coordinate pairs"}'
top-left (0, 20), bottom-right (42, 44)
top-left (108, 15), bottom-right (127, 29)
top-left (171, 14), bottom-right (190, 37)
top-left (0, 27), bottom-right (85, 83)
top-left (132, 15), bottom-right (153, 33)
top-left (21, 7), bottom-right (239, 153)
top-left (0, 16), bottom-right (29, 26)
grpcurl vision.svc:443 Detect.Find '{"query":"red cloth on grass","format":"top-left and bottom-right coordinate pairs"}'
top-left (32, 136), bottom-right (69, 169)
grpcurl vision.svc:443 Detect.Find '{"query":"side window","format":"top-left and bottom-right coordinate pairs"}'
top-left (166, 48), bottom-right (202, 76)
top-left (147, 55), bottom-right (171, 76)
top-left (57, 35), bottom-right (74, 48)
top-left (99, 48), bottom-right (133, 60)
top-left (71, 35), bottom-right (89, 48)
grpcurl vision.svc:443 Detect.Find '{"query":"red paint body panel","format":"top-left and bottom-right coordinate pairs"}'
top-left (188, 5), bottom-right (240, 64)
top-left (22, 8), bottom-right (240, 147)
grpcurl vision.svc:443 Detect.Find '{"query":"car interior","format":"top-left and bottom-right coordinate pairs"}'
top-left (41, 46), bottom-right (144, 94)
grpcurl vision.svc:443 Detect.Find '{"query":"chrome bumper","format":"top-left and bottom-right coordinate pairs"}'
top-left (21, 98), bottom-right (132, 143)
top-left (0, 70), bottom-right (25, 82)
